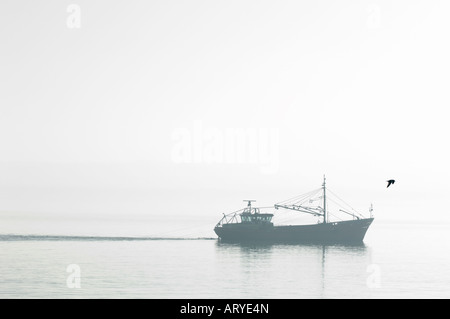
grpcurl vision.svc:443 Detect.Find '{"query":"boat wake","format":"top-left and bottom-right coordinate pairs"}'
top-left (0, 234), bottom-right (216, 242)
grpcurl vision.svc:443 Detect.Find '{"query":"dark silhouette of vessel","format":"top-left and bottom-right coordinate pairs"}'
top-left (214, 177), bottom-right (374, 244)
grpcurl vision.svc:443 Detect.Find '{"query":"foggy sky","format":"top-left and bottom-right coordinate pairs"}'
top-left (1, 1), bottom-right (449, 224)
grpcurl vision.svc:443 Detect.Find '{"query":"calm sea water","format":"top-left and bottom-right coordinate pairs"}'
top-left (1, 219), bottom-right (450, 299)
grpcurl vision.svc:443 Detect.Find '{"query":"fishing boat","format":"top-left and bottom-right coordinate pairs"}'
top-left (214, 176), bottom-right (374, 243)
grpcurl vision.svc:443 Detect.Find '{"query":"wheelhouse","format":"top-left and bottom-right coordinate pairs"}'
top-left (214, 200), bottom-right (274, 228)
top-left (240, 213), bottom-right (273, 224)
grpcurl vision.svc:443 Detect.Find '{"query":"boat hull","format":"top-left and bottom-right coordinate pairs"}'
top-left (214, 218), bottom-right (374, 244)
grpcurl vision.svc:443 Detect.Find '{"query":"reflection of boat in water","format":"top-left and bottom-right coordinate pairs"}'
top-left (214, 176), bottom-right (374, 244)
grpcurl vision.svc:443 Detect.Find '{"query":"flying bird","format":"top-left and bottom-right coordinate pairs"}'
top-left (386, 179), bottom-right (395, 188)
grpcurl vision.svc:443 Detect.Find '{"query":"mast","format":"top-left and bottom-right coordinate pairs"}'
top-left (244, 200), bottom-right (256, 213)
top-left (322, 175), bottom-right (327, 224)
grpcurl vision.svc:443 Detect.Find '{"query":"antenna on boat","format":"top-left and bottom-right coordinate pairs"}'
top-left (243, 200), bottom-right (256, 214)
top-left (322, 175), bottom-right (327, 224)
top-left (244, 200), bottom-right (256, 207)
top-left (369, 203), bottom-right (374, 218)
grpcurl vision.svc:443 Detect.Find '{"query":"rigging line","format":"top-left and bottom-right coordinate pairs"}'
top-left (288, 189), bottom-right (317, 204)
top-left (223, 206), bottom-right (274, 216)
top-left (326, 188), bottom-right (364, 217)
top-left (326, 197), bottom-right (351, 209)
top-left (222, 208), bottom-right (245, 217)
top-left (275, 188), bottom-right (322, 205)
top-left (291, 188), bottom-right (323, 206)
top-left (326, 188), bottom-right (357, 210)
top-left (278, 189), bottom-right (321, 204)
top-left (326, 197), bottom-right (365, 219)
top-left (285, 190), bottom-right (322, 207)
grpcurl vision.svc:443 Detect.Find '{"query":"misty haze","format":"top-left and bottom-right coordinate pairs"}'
top-left (1, 1), bottom-right (450, 300)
